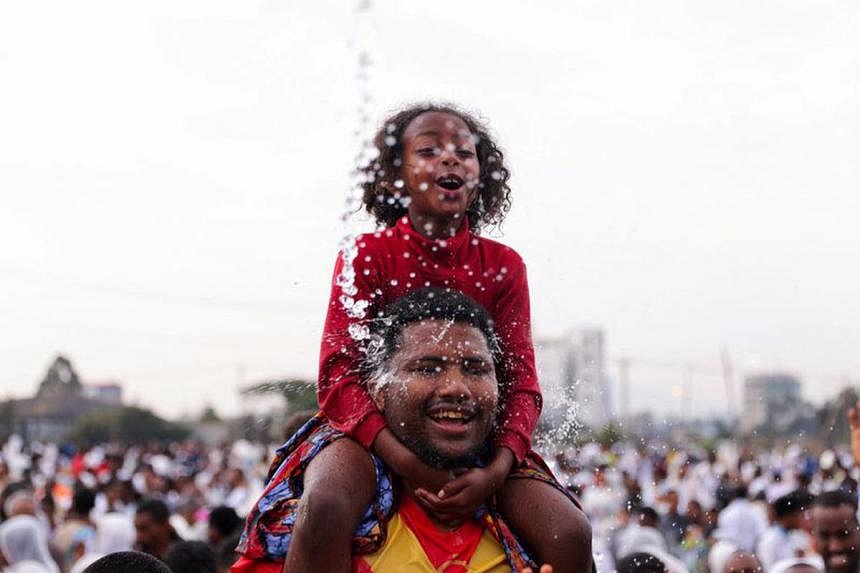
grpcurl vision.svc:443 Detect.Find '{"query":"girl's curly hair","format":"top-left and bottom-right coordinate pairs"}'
top-left (358, 102), bottom-right (512, 232)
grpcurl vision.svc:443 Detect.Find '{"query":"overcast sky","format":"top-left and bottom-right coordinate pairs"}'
top-left (1, 1), bottom-right (858, 422)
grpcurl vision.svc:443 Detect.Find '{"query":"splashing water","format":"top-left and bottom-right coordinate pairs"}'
top-left (535, 376), bottom-right (584, 451)
top-left (336, 0), bottom-right (377, 342)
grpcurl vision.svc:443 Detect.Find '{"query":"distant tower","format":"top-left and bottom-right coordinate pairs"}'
top-left (534, 328), bottom-right (610, 430)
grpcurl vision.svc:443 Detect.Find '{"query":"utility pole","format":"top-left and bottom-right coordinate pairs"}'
top-left (617, 357), bottom-right (631, 421)
top-left (720, 348), bottom-right (736, 419)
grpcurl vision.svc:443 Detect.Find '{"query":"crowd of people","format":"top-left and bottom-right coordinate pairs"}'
top-left (1, 425), bottom-right (859, 573)
top-left (545, 435), bottom-right (860, 573)
top-left (0, 435), bottom-right (271, 572)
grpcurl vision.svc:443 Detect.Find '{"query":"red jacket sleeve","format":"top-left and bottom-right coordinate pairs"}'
top-left (493, 253), bottom-right (542, 462)
top-left (317, 252), bottom-right (386, 448)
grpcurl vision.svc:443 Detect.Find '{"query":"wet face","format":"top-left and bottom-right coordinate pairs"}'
top-left (375, 320), bottom-right (498, 469)
top-left (400, 112), bottom-right (480, 233)
top-left (814, 504), bottom-right (860, 573)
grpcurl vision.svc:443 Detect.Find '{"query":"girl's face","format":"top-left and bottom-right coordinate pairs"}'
top-left (400, 111), bottom-right (480, 230)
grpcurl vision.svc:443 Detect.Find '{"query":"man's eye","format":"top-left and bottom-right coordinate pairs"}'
top-left (465, 363), bottom-right (490, 375)
top-left (412, 365), bottom-right (441, 374)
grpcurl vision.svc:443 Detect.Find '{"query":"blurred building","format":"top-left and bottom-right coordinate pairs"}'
top-left (535, 328), bottom-right (611, 430)
top-left (81, 381), bottom-right (123, 405)
top-left (740, 372), bottom-right (803, 433)
top-left (5, 356), bottom-right (123, 442)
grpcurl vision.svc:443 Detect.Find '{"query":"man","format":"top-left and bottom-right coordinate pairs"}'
top-left (83, 551), bottom-right (171, 573)
top-left (657, 489), bottom-right (691, 550)
top-left (716, 485), bottom-right (767, 553)
top-left (164, 540), bottom-right (217, 573)
top-left (615, 506), bottom-right (669, 560)
top-left (757, 489), bottom-right (815, 569)
top-left (134, 498), bottom-right (182, 561)
top-left (233, 288), bottom-right (591, 572)
top-left (811, 490), bottom-right (860, 573)
top-left (55, 487), bottom-right (97, 569)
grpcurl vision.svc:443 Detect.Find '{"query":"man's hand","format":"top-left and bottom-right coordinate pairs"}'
top-left (848, 400), bottom-right (860, 466)
top-left (401, 455), bottom-right (456, 495)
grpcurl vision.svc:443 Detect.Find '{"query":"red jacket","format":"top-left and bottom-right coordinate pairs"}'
top-left (318, 216), bottom-right (541, 462)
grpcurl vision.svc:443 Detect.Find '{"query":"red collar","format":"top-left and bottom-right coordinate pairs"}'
top-left (394, 216), bottom-right (472, 262)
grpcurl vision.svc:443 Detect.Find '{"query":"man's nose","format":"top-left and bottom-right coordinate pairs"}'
top-left (826, 537), bottom-right (844, 553)
top-left (437, 368), bottom-right (472, 400)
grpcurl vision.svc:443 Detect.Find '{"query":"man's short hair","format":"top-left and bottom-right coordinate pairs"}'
top-left (71, 486), bottom-right (97, 514)
top-left (618, 552), bottom-right (667, 573)
top-left (136, 498), bottom-right (170, 523)
top-left (364, 287), bottom-right (500, 377)
top-left (208, 506), bottom-right (242, 538)
top-left (82, 551), bottom-right (172, 573)
top-left (815, 489), bottom-right (859, 511)
top-left (774, 489), bottom-right (814, 519)
top-left (163, 540), bottom-right (216, 573)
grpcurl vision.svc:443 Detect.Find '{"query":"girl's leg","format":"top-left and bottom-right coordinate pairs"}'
top-left (283, 438), bottom-right (376, 573)
top-left (497, 477), bottom-right (592, 573)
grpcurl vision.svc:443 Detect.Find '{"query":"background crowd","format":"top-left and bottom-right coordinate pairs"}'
top-left (0, 426), bottom-right (858, 573)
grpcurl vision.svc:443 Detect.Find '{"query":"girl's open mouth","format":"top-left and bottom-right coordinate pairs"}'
top-left (435, 175), bottom-right (464, 191)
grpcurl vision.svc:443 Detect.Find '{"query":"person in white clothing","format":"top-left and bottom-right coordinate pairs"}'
top-left (757, 489), bottom-right (815, 570)
top-left (716, 485), bottom-right (767, 553)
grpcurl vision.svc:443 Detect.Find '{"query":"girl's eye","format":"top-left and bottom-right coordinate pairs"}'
top-left (416, 147), bottom-right (440, 157)
top-left (456, 149), bottom-right (475, 158)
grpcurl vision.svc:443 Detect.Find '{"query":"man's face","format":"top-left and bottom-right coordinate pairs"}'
top-left (134, 512), bottom-right (167, 554)
top-left (376, 319), bottom-right (498, 469)
top-left (813, 504), bottom-right (860, 573)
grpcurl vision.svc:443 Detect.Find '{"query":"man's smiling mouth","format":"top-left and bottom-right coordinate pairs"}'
top-left (426, 404), bottom-right (476, 424)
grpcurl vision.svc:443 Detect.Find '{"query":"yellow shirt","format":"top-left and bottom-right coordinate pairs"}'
top-left (356, 496), bottom-right (511, 573)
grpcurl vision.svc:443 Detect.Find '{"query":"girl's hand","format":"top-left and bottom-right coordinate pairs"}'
top-left (401, 455), bottom-right (456, 495)
top-left (373, 428), bottom-right (451, 492)
top-left (413, 466), bottom-right (499, 523)
top-left (848, 400), bottom-right (860, 466)
top-left (520, 566), bottom-right (553, 573)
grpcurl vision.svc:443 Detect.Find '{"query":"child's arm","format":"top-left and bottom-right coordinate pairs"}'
top-left (491, 251), bottom-right (543, 463)
top-left (413, 447), bottom-right (515, 524)
top-left (318, 252), bottom-right (451, 493)
top-left (317, 253), bottom-right (387, 449)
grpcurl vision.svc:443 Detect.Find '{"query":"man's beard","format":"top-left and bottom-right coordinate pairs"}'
top-left (389, 406), bottom-right (495, 470)
top-left (397, 429), bottom-right (486, 470)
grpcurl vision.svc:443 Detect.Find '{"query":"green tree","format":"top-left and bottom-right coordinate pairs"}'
top-left (0, 401), bottom-right (15, 442)
top-left (199, 405), bottom-right (221, 423)
top-left (69, 405), bottom-right (190, 445)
